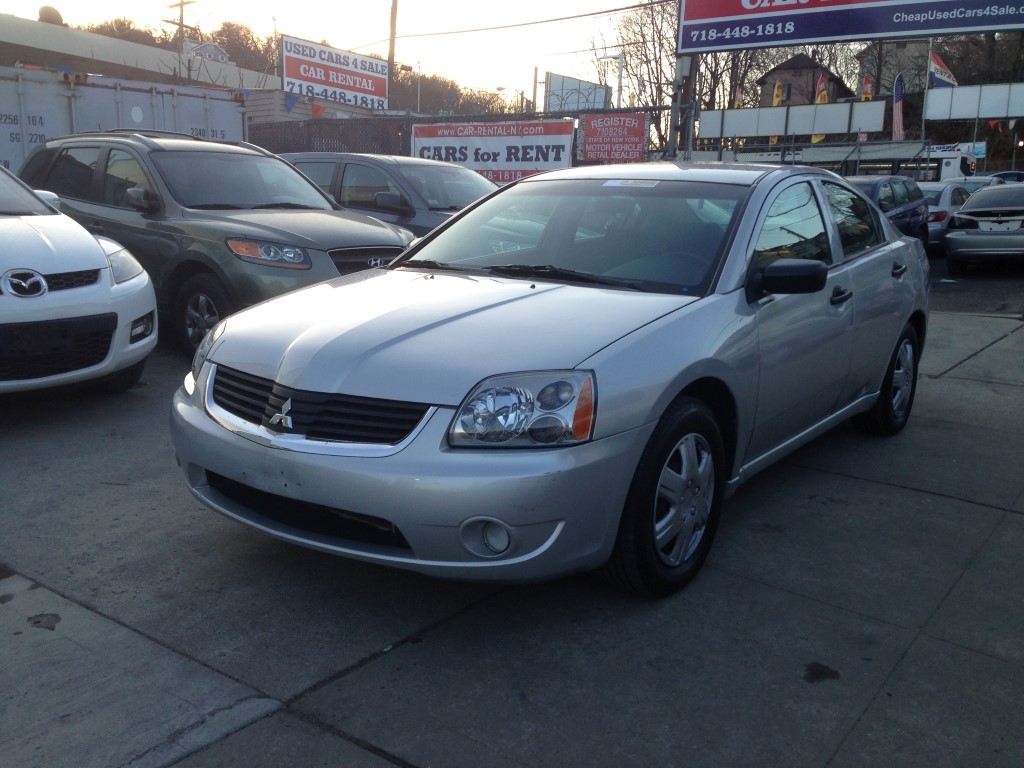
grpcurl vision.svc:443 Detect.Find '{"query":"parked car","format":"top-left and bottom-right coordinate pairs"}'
top-left (171, 162), bottom-right (929, 597)
top-left (988, 171), bottom-right (1024, 183)
top-left (944, 183), bottom-right (1024, 275)
top-left (0, 165), bottom-right (157, 394)
top-left (918, 181), bottom-right (971, 252)
top-left (845, 175), bottom-right (929, 244)
top-left (281, 152), bottom-right (498, 236)
top-left (942, 175), bottom-right (1007, 194)
top-left (19, 132), bottom-right (415, 350)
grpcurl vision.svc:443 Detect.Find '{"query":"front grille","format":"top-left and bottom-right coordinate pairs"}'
top-left (212, 365), bottom-right (431, 444)
top-left (328, 246), bottom-right (405, 276)
top-left (45, 269), bottom-right (101, 291)
top-left (0, 313), bottom-right (116, 381)
top-left (207, 471), bottom-right (412, 551)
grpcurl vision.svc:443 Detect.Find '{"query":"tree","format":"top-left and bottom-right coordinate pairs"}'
top-left (78, 18), bottom-right (172, 49)
top-left (207, 22), bottom-right (276, 73)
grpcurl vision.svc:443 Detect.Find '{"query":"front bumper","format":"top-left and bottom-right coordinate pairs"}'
top-left (0, 273), bottom-right (157, 393)
top-left (170, 374), bottom-right (654, 583)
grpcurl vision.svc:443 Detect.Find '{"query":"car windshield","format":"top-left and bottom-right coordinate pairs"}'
top-left (960, 185), bottom-right (1024, 211)
top-left (920, 187), bottom-right (943, 205)
top-left (399, 163), bottom-right (497, 210)
top-left (0, 169), bottom-right (54, 216)
top-left (397, 177), bottom-right (745, 296)
top-left (151, 151), bottom-right (334, 210)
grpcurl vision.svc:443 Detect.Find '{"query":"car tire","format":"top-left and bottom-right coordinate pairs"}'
top-left (91, 360), bottom-right (146, 394)
top-left (852, 322), bottom-right (919, 436)
top-left (604, 397), bottom-right (725, 597)
top-left (946, 254), bottom-right (966, 277)
top-left (174, 274), bottom-right (232, 352)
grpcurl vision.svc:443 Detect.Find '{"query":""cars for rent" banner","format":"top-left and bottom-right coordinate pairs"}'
top-left (412, 121), bottom-right (574, 184)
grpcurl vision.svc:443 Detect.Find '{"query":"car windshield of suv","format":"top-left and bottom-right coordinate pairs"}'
top-left (151, 151), bottom-right (334, 210)
top-left (0, 169), bottom-right (54, 216)
top-left (400, 164), bottom-right (497, 210)
top-left (397, 178), bottom-right (744, 296)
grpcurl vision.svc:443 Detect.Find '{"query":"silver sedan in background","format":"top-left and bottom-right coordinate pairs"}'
top-left (945, 183), bottom-right (1024, 275)
top-left (171, 162), bottom-right (929, 597)
top-left (918, 181), bottom-right (971, 253)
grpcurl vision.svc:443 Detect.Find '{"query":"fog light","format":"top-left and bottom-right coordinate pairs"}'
top-left (130, 312), bottom-right (154, 342)
top-left (482, 521), bottom-right (511, 554)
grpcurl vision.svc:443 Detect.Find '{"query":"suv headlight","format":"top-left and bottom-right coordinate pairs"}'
top-left (106, 246), bottom-right (145, 284)
top-left (227, 239), bottom-right (311, 269)
top-left (449, 371), bottom-right (595, 448)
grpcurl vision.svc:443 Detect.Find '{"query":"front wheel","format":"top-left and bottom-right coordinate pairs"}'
top-left (174, 274), bottom-right (232, 353)
top-left (853, 322), bottom-right (919, 436)
top-left (603, 398), bottom-right (725, 597)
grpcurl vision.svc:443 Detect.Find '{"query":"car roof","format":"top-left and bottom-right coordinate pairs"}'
top-left (280, 152), bottom-right (465, 169)
top-left (40, 130), bottom-right (270, 156)
top-left (516, 161), bottom-right (822, 187)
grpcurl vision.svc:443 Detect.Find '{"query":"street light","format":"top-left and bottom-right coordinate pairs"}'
top-left (598, 52), bottom-right (624, 109)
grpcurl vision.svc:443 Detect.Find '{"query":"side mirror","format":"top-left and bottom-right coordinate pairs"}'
top-left (126, 186), bottom-right (160, 213)
top-left (748, 258), bottom-right (828, 302)
top-left (374, 190), bottom-right (413, 215)
top-left (35, 189), bottom-right (60, 210)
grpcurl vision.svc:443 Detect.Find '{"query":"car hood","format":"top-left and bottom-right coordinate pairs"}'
top-left (0, 213), bottom-right (107, 272)
top-left (210, 269), bottom-right (697, 405)
top-left (181, 207), bottom-right (411, 247)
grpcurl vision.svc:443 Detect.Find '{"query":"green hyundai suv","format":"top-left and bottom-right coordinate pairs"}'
top-left (19, 131), bottom-right (414, 350)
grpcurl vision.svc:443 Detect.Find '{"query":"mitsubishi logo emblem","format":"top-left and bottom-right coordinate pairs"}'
top-left (268, 397), bottom-right (294, 430)
top-left (2, 269), bottom-right (48, 298)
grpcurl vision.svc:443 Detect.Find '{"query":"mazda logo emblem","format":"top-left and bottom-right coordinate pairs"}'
top-left (2, 269), bottom-right (48, 298)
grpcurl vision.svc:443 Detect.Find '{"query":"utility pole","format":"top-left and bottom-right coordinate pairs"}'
top-left (388, 0), bottom-right (398, 109)
top-left (164, 0), bottom-right (199, 82)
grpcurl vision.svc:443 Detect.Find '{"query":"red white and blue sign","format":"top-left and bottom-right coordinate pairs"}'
top-left (678, 0), bottom-right (1024, 54)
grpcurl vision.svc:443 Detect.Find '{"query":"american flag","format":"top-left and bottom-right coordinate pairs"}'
top-left (892, 72), bottom-right (905, 141)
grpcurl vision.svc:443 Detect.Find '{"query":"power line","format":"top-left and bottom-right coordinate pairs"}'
top-left (350, 1), bottom-right (674, 50)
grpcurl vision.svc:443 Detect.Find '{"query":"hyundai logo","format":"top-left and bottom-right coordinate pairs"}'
top-left (367, 257), bottom-right (386, 268)
top-left (2, 269), bottom-right (48, 298)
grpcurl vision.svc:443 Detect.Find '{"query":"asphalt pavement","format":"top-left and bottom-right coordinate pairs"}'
top-left (2, 286), bottom-right (1023, 766)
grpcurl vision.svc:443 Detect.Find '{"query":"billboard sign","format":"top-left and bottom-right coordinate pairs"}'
top-left (412, 121), bottom-right (574, 184)
top-left (281, 35), bottom-right (388, 110)
top-left (678, 0), bottom-right (1024, 54)
top-left (545, 73), bottom-right (612, 112)
top-left (581, 113), bottom-right (647, 162)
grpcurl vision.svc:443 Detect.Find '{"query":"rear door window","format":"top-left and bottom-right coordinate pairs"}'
top-left (292, 161), bottom-right (337, 194)
top-left (46, 146), bottom-right (102, 202)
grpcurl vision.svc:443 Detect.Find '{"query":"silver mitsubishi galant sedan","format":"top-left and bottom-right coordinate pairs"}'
top-left (171, 162), bottom-right (929, 596)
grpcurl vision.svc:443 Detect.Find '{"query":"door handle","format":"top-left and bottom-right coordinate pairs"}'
top-left (892, 262), bottom-right (908, 277)
top-left (830, 286), bottom-right (853, 306)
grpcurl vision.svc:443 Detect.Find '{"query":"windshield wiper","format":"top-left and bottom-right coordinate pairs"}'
top-left (393, 259), bottom-right (466, 271)
top-left (428, 205), bottom-right (461, 212)
top-left (484, 264), bottom-right (634, 287)
top-left (188, 203), bottom-right (246, 210)
top-left (249, 202), bottom-right (319, 210)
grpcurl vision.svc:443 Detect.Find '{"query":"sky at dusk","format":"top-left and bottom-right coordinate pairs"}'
top-left (0, 1), bottom-right (643, 96)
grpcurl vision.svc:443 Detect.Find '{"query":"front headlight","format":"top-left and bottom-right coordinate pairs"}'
top-left (449, 371), bottom-right (595, 448)
top-left (226, 239), bottom-right (311, 269)
top-left (106, 247), bottom-right (145, 284)
top-left (190, 320), bottom-right (226, 384)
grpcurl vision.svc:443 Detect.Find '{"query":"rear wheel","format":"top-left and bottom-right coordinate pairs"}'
top-left (853, 323), bottom-right (919, 436)
top-left (604, 398), bottom-right (725, 597)
top-left (174, 274), bottom-right (231, 352)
